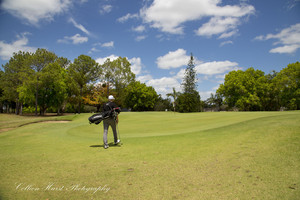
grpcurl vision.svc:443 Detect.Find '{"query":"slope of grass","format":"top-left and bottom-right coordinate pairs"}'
top-left (0, 111), bottom-right (299, 199)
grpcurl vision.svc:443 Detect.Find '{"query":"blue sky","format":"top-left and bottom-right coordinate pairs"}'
top-left (0, 0), bottom-right (299, 100)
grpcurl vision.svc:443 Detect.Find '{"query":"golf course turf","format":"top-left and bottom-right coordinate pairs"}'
top-left (0, 111), bottom-right (299, 199)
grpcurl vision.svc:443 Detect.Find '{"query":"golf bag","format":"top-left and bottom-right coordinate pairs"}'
top-left (88, 107), bottom-right (121, 125)
top-left (88, 112), bottom-right (110, 125)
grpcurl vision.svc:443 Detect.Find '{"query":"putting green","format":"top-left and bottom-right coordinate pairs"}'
top-left (0, 111), bottom-right (299, 199)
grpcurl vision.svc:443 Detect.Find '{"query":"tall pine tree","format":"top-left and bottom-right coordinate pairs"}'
top-left (176, 53), bottom-right (201, 112)
top-left (182, 53), bottom-right (197, 93)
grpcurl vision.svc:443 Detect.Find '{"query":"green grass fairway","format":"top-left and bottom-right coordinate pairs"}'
top-left (0, 111), bottom-right (299, 199)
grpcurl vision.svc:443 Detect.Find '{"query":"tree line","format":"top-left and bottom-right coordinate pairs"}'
top-left (206, 62), bottom-right (300, 111)
top-left (168, 55), bottom-right (299, 112)
top-left (0, 48), bottom-right (159, 115)
top-left (0, 49), bottom-right (299, 114)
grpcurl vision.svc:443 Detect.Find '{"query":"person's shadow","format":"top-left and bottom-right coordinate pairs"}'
top-left (90, 142), bottom-right (121, 148)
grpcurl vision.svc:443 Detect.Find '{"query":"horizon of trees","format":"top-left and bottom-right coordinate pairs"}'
top-left (0, 49), bottom-right (299, 114)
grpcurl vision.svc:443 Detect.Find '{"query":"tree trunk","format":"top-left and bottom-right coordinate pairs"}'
top-left (107, 81), bottom-right (109, 97)
top-left (35, 83), bottom-right (38, 116)
top-left (78, 86), bottom-right (83, 114)
top-left (15, 98), bottom-right (19, 115)
top-left (20, 103), bottom-right (23, 115)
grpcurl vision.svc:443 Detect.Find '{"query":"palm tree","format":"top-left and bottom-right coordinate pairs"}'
top-left (167, 87), bottom-right (180, 112)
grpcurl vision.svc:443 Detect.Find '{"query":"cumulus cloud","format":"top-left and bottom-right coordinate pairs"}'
top-left (1, 0), bottom-right (71, 25)
top-left (269, 44), bottom-right (300, 54)
top-left (137, 74), bottom-right (153, 83)
top-left (140, 0), bottom-right (254, 36)
top-left (156, 48), bottom-right (190, 69)
top-left (95, 54), bottom-right (119, 65)
top-left (57, 34), bottom-right (88, 44)
top-left (128, 57), bottom-right (143, 75)
top-left (0, 32), bottom-right (36, 60)
top-left (199, 91), bottom-right (215, 101)
top-left (196, 17), bottom-right (239, 38)
top-left (195, 60), bottom-right (240, 75)
top-left (254, 23), bottom-right (300, 54)
top-left (146, 77), bottom-right (181, 94)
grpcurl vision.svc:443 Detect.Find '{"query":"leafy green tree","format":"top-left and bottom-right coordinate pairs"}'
top-left (124, 81), bottom-right (158, 111)
top-left (82, 84), bottom-right (109, 112)
top-left (39, 63), bottom-right (68, 115)
top-left (260, 70), bottom-right (280, 111)
top-left (1, 51), bottom-right (32, 114)
top-left (273, 62), bottom-right (300, 110)
top-left (217, 67), bottom-right (270, 111)
top-left (68, 55), bottom-right (100, 114)
top-left (101, 57), bottom-right (135, 106)
top-left (30, 48), bottom-right (57, 115)
top-left (177, 53), bottom-right (201, 112)
top-left (176, 91), bottom-right (201, 112)
top-left (0, 70), bottom-right (4, 113)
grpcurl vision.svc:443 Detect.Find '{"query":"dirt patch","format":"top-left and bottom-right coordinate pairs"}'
top-left (39, 121), bottom-right (70, 123)
top-left (0, 128), bottom-right (15, 133)
top-left (0, 120), bottom-right (71, 133)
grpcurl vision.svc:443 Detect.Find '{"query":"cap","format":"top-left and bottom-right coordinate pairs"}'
top-left (108, 95), bottom-right (115, 100)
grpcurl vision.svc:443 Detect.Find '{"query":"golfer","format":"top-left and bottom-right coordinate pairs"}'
top-left (103, 95), bottom-right (120, 149)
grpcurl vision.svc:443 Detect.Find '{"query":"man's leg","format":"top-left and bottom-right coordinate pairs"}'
top-left (103, 120), bottom-right (109, 148)
top-left (109, 119), bottom-right (119, 144)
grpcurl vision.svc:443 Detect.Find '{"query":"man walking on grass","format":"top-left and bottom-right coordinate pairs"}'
top-left (103, 95), bottom-right (120, 149)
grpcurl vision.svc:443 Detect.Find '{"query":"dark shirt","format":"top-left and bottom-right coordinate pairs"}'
top-left (103, 101), bottom-right (117, 112)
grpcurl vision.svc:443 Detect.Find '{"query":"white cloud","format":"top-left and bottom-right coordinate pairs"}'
top-left (95, 54), bottom-right (119, 65)
top-left (0, 32), bottom-right (36, 60)
top-left (146, 77), bottom-right (181, 95)
top-left (269, 44), bottom-right (300, 54)
top-left (57, 34), bottom-right (88, 44)
top-left (128, 57), bottom-right (143, 75)
top-left (219, 30), bottom-right (238, 39)
top-left (88, 47), bottom-right (100, 54)
top-left (101, 41), bottom-right (114, 48)
top-left (69, 18), bottom-right (90, 35)
top-left (195, 61), bottom-right (240, 75)
top-left (156, 48), bottom-right (190, 69)
top-left (255, 23), bottom-right (300, 54)
top-left (215, 74), bottom-right (226, 79)
top-left (1, 0), bottom-right (71, 25)
top-left (140, 0), bottom-right (254, 35)
top-left (220, 40), bottom-right (233, 47)
top-left (117, 13), bottom-right (139, 23)
top-left (137, 74), bottom-right (153, 83)
top-left (132, 25), bottom-right (146, 32)
top-left (174, 68), bottom-right (186, 80)
top-left (199, 91), bottom-right (214, 101)
top-left (135, 35), bottom-right (147, 41)
top-left (195, 17), bottom-right (239, 38)
top-left (100, 4), bottom-right (112, 14)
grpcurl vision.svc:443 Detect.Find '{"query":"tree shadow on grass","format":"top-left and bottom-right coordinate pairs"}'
top-left (90, 142), bottom-right (121, 148)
